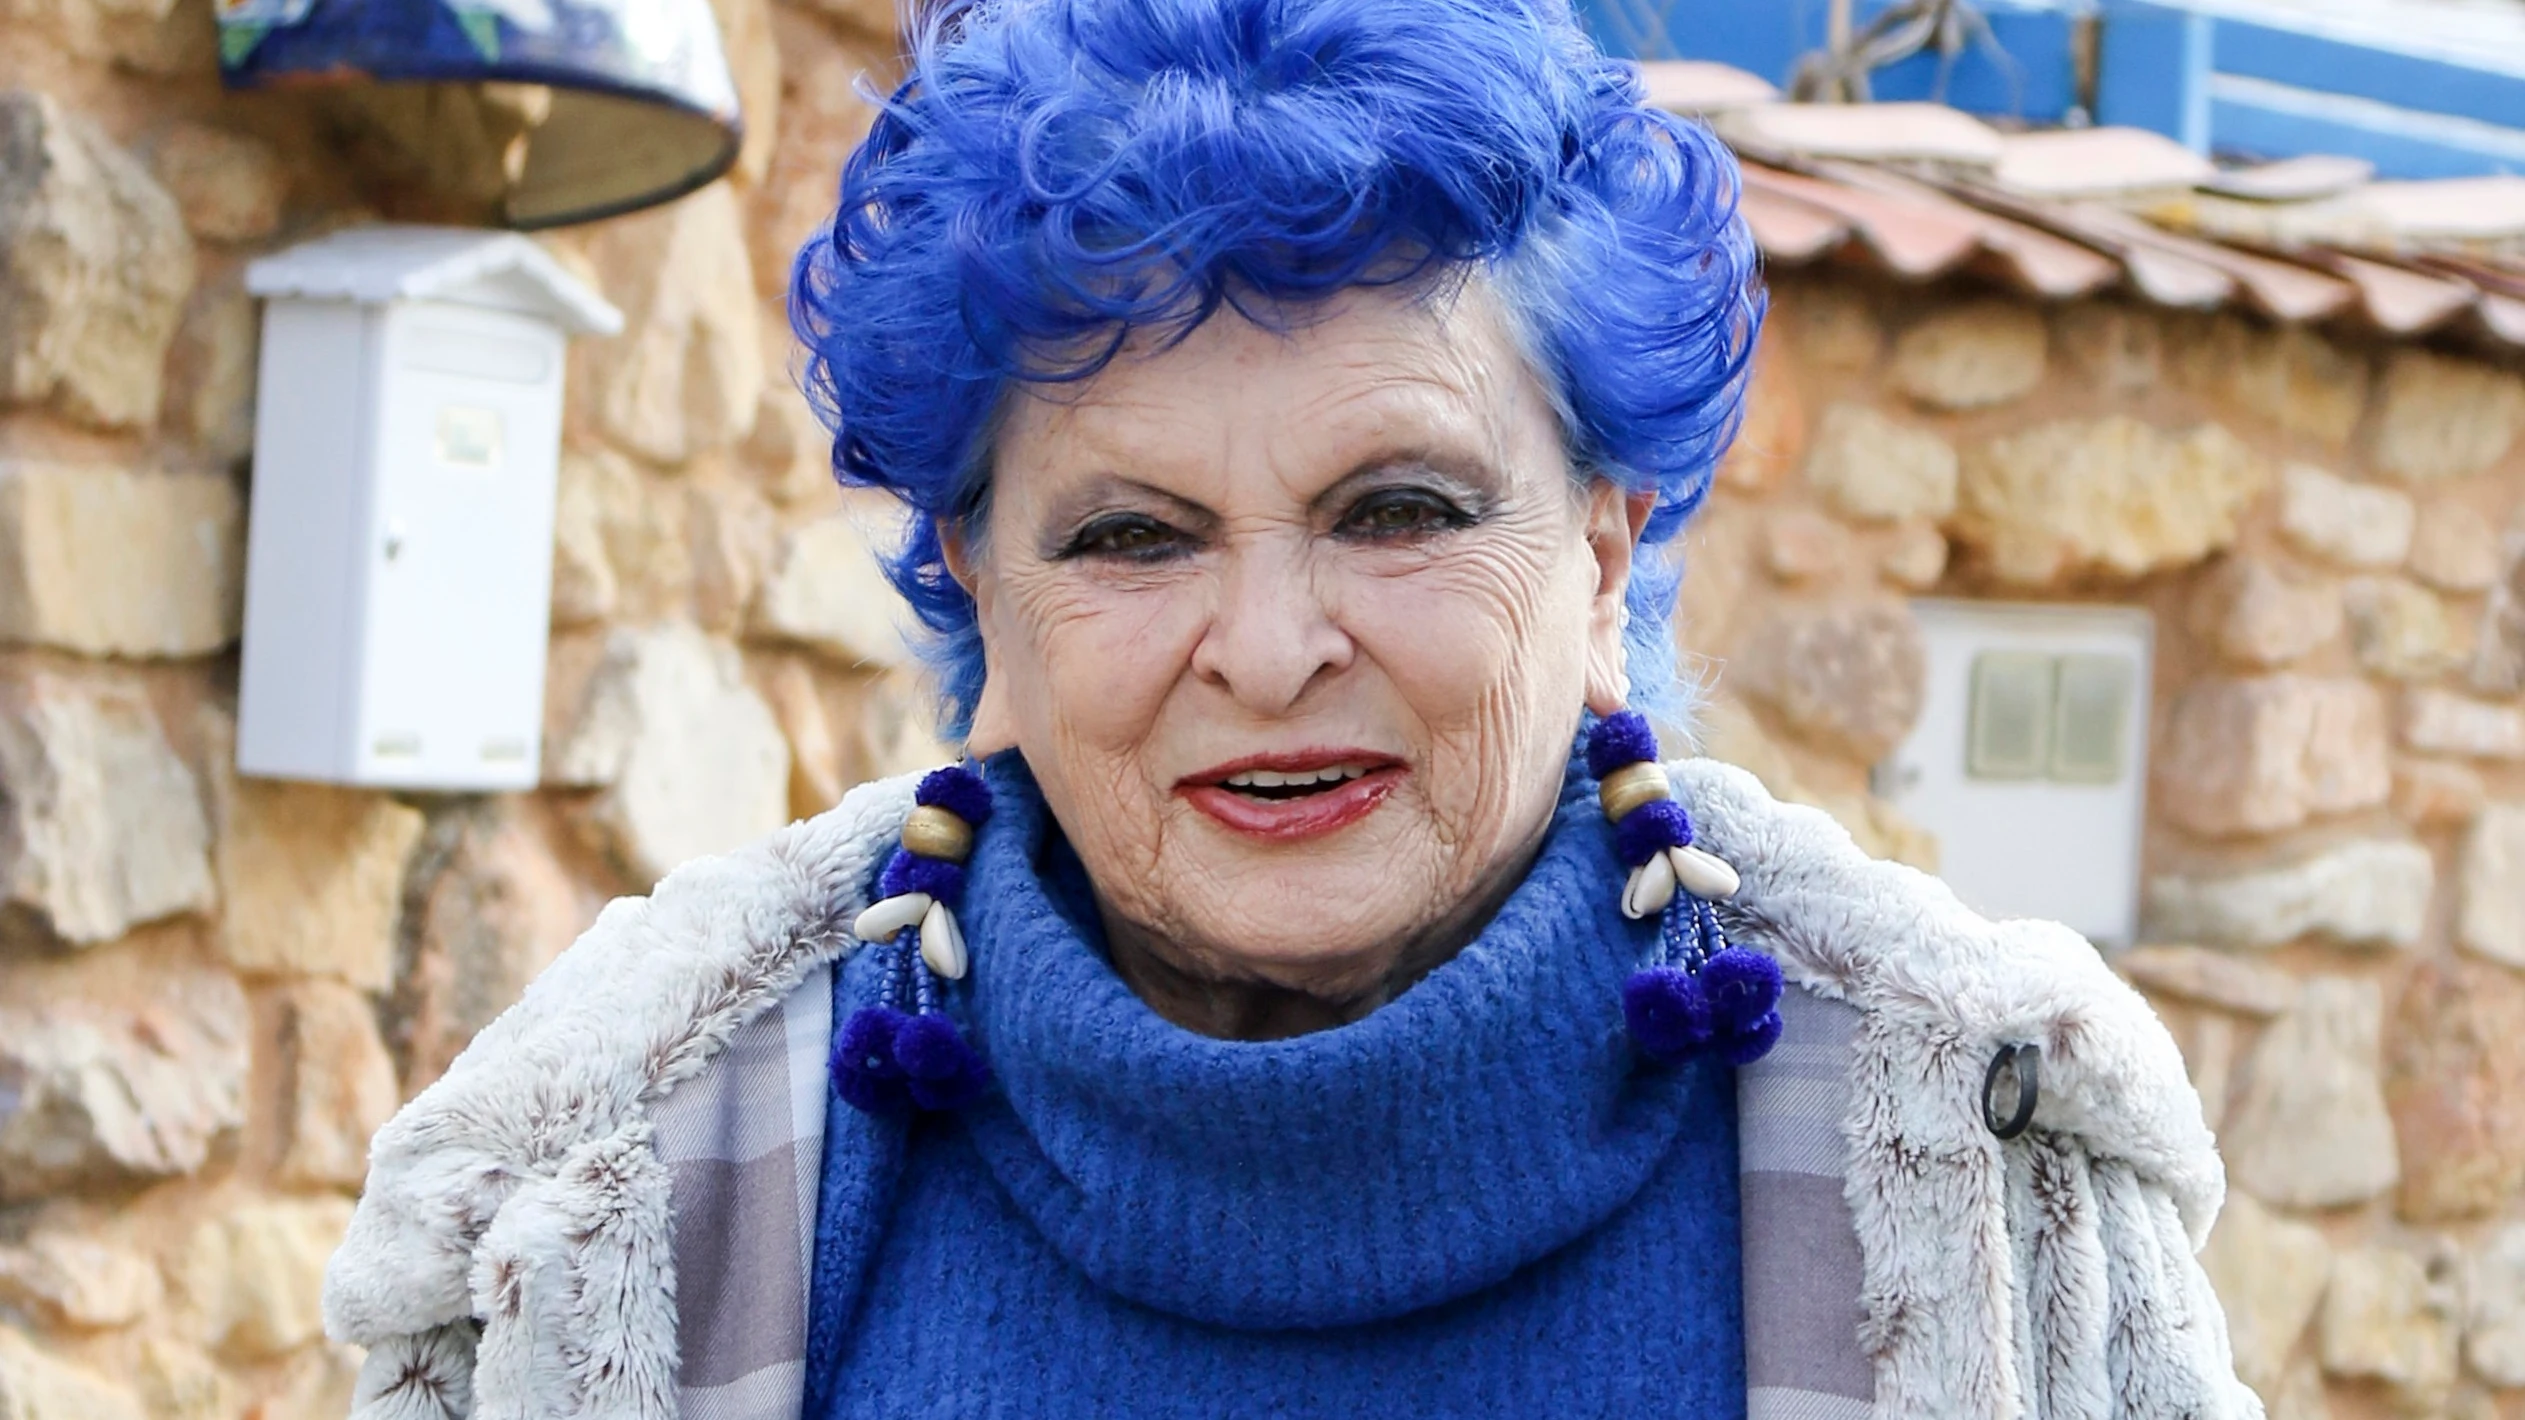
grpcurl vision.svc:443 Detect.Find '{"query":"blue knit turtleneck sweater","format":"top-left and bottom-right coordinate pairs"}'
top-left (804, 755), bottom-right (1745, 1417)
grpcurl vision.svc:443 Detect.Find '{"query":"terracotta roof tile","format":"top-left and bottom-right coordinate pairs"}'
top-left (1636, 59), bottom-right (1780, 113)
top-left (1991, 127), bottom-right (2219, 199)
top-left (1651, 56), bottom-right (2525, 352)
top-left (1717, 101), bottom-right (2005, 167)
top-left (1741, 164), bottom-right (1984, 278)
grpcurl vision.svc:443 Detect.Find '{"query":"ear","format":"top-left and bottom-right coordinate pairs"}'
top-left (1581, 485), bottom-right (1657, 717)
top-left (938, 520), bottom-right (1019, 756)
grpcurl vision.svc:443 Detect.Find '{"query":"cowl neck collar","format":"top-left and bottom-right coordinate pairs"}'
top-left (952, 752), bottom-right (1716, 1332)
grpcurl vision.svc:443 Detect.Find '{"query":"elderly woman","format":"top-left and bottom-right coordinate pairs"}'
top-left (324, 0), bottom-right (2254, 1415)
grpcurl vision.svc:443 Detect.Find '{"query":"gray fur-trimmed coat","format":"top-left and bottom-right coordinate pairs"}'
top-left (323, 759), bottom-right (2263, 1419)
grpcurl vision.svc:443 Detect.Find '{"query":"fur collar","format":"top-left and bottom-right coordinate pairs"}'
top-left (325, 757), bottom-right (2218, 1347)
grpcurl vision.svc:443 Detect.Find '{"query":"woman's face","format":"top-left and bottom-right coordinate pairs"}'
top-left (950, 281), bottom-right (1646, 1004)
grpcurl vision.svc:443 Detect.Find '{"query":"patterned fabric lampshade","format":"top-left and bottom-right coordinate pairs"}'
top-left (215, 0), bottom-right (743, 228)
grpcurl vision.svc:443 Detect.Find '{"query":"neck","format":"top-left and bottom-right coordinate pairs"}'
top-left (1094, 827), bottom-right (1551, 1043)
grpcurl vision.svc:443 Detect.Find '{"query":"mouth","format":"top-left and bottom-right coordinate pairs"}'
top-left (1177, 751), bottom-right (1406, 840)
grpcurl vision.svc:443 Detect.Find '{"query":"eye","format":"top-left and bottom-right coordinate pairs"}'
top-left (1337, 487), bottom-right (1472, 542)
top-left (1060, 512), bottom-right (1191, 563)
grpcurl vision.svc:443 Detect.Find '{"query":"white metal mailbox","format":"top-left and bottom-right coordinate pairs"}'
top-left (235, 226), bottom-right (622, 792)
top-left (1873, 600), bottom-right (2155, 949)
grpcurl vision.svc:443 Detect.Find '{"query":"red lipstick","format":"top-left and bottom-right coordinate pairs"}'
top-left (1177, 749), bottom-right (1405, 842)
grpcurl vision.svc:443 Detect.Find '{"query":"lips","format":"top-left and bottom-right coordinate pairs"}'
top-left (1178, 750), bottom-right (1406, 841)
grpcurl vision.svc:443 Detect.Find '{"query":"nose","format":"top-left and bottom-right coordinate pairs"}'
top-left (1188, 533), bottom-right (1353, 715)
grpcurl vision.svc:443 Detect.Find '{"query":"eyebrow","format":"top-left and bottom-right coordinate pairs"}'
top-left (1307, 448), bottom-right (1504, 517)
top-left (1031, 442), bottom-right (1508, 553)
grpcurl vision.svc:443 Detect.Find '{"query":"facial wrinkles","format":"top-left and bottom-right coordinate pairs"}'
top-left (973, 282), bottom-right (1616, 1021)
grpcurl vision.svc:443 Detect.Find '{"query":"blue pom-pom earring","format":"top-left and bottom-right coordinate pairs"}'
top-left (831, 765), bottom-right (995, 1115)
top-left (1589, 712), bottom-right (1782, 1069)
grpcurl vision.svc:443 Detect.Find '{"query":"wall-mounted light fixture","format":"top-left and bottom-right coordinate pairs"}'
top-left (214, 0), bottom-right (743, 228)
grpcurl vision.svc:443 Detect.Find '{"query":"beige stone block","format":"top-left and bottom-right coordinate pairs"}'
top-left (581, 182), bottom-right (764, 465)
top-left (2229, 978), bottom-right (2401, 1209)
top-left (2176, 317), bottom-right (2367, 449)
top-left (0, 963), bottom-right (247, 1201)
top-left (167, 279), bottom-right (258, 467)
top-left (0, 1230), bottom-right (161, 1328)
top-left (2188, 558), bottom-right (2341, 668)
top-left (2277, 463), bottom-right (2415, 570)
top-left (2344, 575), bottom-right (2469, 681)
top-left (2051, 301), bottom-right (2161, 394)
top-left (0, 1326), bottom-right (145, 1420)
top-left (0, 90), bottom-right (195, 430)
top-left (179, 1196), bottom-right (354, 1359)
top-left (783, 0), bottom-right (897, 40)
top-left (0, 670), bottom-right (213, 946)
top-left (1731, 598), bottom-right (1925, 763)
top-left (2371, 349), bottom-right (2525, 484)
top-left (2471, 533), bottom-right (2525, 697)
top-left (256, 1341), bottom-right (364, 1420)
top-left (2465, 1224), bottom-right (2525, 1387)
top-left (2186, 1011), bottom-right (2238, 1133)
top-left (2201, 1191), bottom-right (2332, 1396)
top-left (1955, 416), bottom-right (2265, 585)
top-left (1781, 280), bottom-right (1880, 371)
top-left (391, 801), bottom-right (589, 1092)
top-left (548, 447), bottom-right (621, 626)
top-left (2458, 803), bottom-right (2525, 969)
top-left (2265, 1360), bottom-right (2330, 1420)
top-left (0, 460), bottom-right (243, 658)
top-left (2144, 839), bottom-right (2431, 953)
top-left (2403, 688), bottom-right (2525, 760)
top-left (554, 445), bottom-right (693, 622)
top-left (2115, 943), bottom-right (2298, 1018)
top-left (133, 1336), bottom-right (238, 1420)
top-left (2393, 758), bottom-right (2484, 827)
top-left (215, 780), bottom-right (424, 989)
top-left (1714, 347), bottom-right (1804, 494)
top-left (1877, 518), bottom-right (1947, 590)
top-left (545, 622), bottom-right (790, 883)
top-left (832, 670), bottom-right (955, 786)
top-left (689, 480), bottom-right (777, 633)
top-left (711, 0), bottom-right (781, 186)
top-left (150, 122), bottom-right (284, 242)
top-left (743, 383), bottom-right (839, 508)
top-left (764, 658), bottom-right (848, 819)
top-left (1801, 402), bottom-right (1957, 524)
top-left (1759, 508), bottom-right (1851, 584)
top-left (1889, 300), bottom-right (2045, 411)
top-left (2408, 501), bottom-right (2503, 593)
top-left (2153, 675), bottom-right (2389, 838)
top-left (746, 10), bottom-right (894, 298)
top-left (753, 509), bottom-right (920, 668)
top-left (2319, 1245), bottom-right (2458, 1408)
top-left (274, 980), bottom-right (398, 1190)
top-left (2385, 958), bottom-right (2525, 1222)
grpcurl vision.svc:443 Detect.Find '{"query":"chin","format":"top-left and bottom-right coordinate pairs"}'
top-left (1175, 873), bottom-right (1430, 987)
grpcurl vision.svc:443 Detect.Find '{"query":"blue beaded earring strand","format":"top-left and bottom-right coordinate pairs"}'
top-left (1587, 712), bottom-right (1783, 1068)
top-left (831, 765), bottom-right (995, 1115)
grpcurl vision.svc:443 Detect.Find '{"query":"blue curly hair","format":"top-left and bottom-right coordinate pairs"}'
top-left (791, 0), bottom-right (1762, 737)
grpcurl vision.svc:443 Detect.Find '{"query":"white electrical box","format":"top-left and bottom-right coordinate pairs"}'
top-left (235, 226), bottom-right (622, 791)
top-left (1874, 600), bottom-right (2154, 948)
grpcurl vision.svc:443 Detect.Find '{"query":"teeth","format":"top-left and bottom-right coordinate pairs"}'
top-left (1223, 764), bottom-right (1372, 789)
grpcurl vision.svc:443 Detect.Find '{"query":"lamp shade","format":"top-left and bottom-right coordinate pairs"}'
top-left (215, 0), bottom-right (743, 229)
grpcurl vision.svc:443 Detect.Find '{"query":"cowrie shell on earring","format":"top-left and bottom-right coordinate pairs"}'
top-left (1622, 850), bottom-right (1678, 920)
top-left (1669, 845), bottom-right (1740, 901)
top-left (920, 901), bottom-right (968, 980)
top-left (853, 892), bottom-right (933, 943)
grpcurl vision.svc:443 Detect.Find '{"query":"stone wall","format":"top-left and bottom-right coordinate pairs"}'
top-left (0, 3), bottom-right (926, 1415)
top-left (1703, 274), bottom-right (2525, 1420)
top-left (4, 0), bottom-right (2525, 1411)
